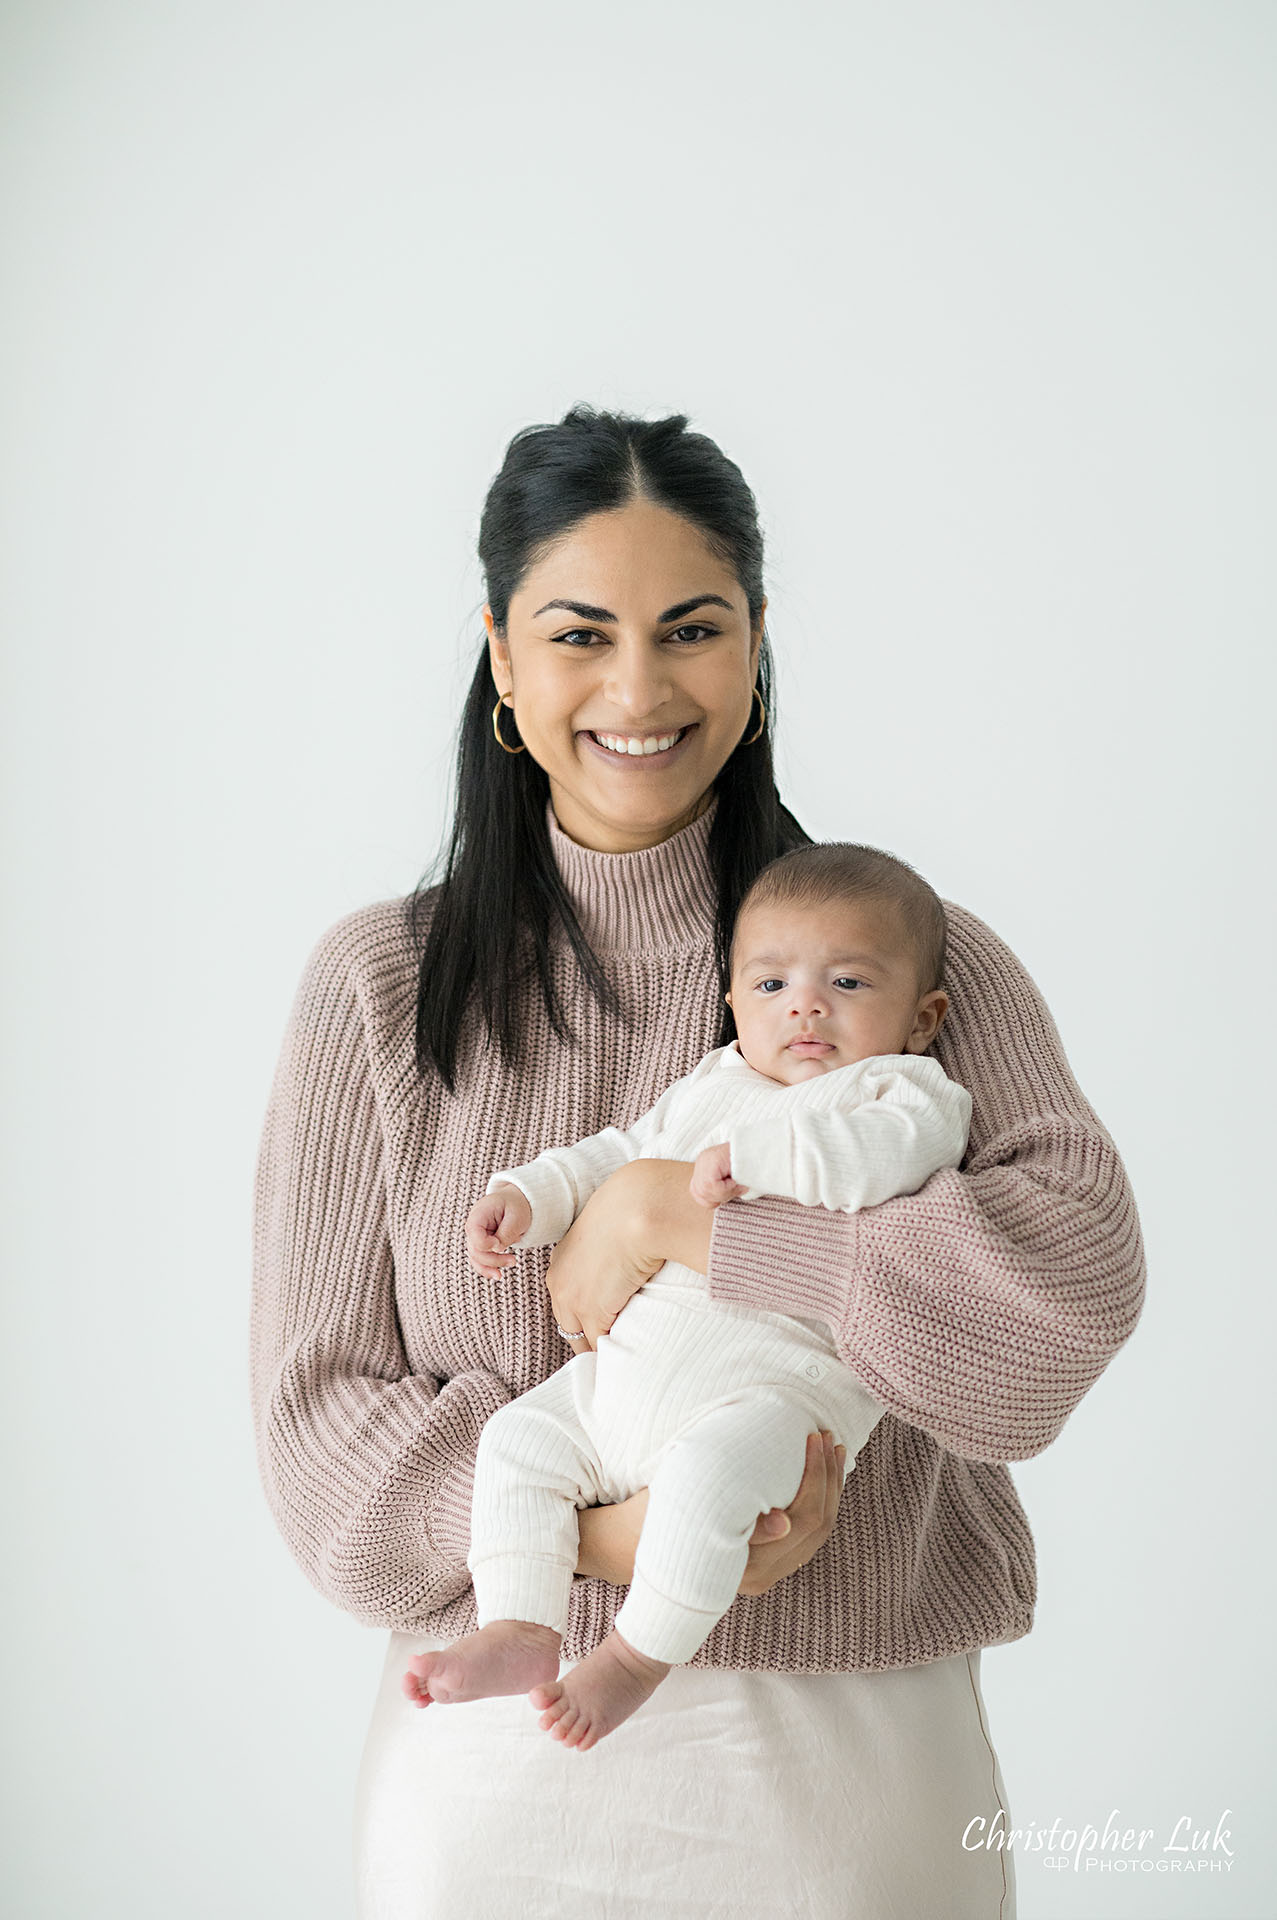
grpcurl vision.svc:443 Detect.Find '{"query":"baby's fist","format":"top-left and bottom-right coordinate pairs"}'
top-left (690, 1142), bottom-right (746, 1208)
top-left (465, 1184), bottom-right (533, 1278)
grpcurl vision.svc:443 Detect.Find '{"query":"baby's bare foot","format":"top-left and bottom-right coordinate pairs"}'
top-left (528, 1628), bottom-right (671, 1751)
top-left (402, 1620), bottom-right (561, 1708)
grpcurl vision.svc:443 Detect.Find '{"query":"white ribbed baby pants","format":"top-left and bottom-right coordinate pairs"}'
top-left (466, 1274), bottom-right (885, 1666)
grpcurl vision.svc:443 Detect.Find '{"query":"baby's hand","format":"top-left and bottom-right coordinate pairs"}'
top-left (690, 1142), bottom-right (746, 1208)
top-left (465, 1184), bottom-right (534, 1278)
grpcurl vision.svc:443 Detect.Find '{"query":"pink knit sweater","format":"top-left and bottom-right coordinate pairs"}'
top-left (250, 794), bottom-right (1146, 1672)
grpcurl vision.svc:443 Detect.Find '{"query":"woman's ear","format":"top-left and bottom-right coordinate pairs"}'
top-left (484, 605), bottom-right (512, 699)
top-left (749, 598), bottom-right (766, 678)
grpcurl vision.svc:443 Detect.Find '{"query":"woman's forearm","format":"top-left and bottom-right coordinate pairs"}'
top-left (705, 1161), bottom-right (1145, 1464)
top-left (632, 1159), bottom-right (714, 1273)
top-left (576, 1500), bottom-right (637, 1584)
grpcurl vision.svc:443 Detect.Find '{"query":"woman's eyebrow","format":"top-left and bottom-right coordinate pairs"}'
top-left (531, 593), bottom-right (735, 623)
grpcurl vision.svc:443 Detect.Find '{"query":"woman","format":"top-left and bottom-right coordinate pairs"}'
top-left (250, 406), bottom-right (1145, 1919)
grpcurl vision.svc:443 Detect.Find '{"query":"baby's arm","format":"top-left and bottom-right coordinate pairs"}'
top-left (476, 1050), bottom-right (730, 1252)
top-left (716, 1055), bottom-right (973, 1214)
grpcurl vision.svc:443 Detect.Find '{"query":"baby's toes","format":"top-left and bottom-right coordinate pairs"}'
top-left (535, 1691), bottom-right (574, 1734)
top-left (400, 1670), bottom-right (429, 1707)
top-left (546, 1704), bottom-right (581, 1743)
top-left (403, 1654), bottom-right (440, 1696)
top-left (528, 1680), bottom-right (563, 1712)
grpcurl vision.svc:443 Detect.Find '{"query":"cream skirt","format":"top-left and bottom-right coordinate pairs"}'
top-left (353, 1627), bottom-right (1016, 1919)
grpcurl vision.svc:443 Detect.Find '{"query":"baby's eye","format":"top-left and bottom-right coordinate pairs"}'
top-left (835, 977), bottom-right (865, 991)
top-left (757, 978), bottom-right (785, 994)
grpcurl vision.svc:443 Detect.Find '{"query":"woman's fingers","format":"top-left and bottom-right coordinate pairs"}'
top-left (794, 1430), bottom-right (830, 1532)
top-left (559, 1312), bottom-right (614, 1353)
top-left (814, 1431), bottom-right (844, 1531)
top-left (738, 1430), bottom-right (850, 1596)
top-left (545, 1185), bottom-right (655, 1354)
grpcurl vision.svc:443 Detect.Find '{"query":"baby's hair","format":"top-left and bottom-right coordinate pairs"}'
top-left (729, 843), bottom-right (949, 998)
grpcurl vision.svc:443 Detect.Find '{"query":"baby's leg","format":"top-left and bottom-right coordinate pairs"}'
top-left (404, 1367), bottom-right (608, 1711)
top-left (617, 1387), bottom-right (823, 1663)
top-left (531, 1389), bottom-right (821, 1750)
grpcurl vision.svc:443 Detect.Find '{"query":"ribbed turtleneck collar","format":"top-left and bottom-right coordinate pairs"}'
top-left (545, 792), bottom-right (718, 954)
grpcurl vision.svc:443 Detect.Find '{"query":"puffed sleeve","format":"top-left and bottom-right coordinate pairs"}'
top-left (250, 913), bottom-right (511, 1628)
top-left (704, 903), bottom-right (1146, 1463)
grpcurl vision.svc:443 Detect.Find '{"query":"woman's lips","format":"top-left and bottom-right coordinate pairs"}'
top-left (578, 723), bottom-right (698, 768)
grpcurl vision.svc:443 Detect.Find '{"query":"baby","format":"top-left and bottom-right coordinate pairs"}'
top-left (402, 841), bottom-right (972, 1750)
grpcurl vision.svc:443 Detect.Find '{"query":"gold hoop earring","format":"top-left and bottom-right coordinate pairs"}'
top-left (492, 694), bottom-right (526, 754)
top-left (743, 685), bottom-right (767, 746)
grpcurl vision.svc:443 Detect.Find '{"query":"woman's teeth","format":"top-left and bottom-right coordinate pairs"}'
top-left (591, 727), bottom-right (688, 756)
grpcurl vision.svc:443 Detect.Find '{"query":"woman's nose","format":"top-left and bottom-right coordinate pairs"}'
top-left (602, 641), bottom-right (677, 717)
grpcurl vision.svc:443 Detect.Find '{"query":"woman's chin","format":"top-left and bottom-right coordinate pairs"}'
top-left (554, 768), bottom-right (714, 849)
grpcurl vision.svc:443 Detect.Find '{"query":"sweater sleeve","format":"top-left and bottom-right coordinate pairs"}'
top-left (726, 1055), bottom-right (972, 1211)
top-left (250, 914), bottom-right (512, 1629)
top-left (704, 905), bottom-right (1146, 1464)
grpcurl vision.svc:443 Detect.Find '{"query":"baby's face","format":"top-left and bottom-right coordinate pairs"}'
top-left (727, 897), bottom-right (936, 1086)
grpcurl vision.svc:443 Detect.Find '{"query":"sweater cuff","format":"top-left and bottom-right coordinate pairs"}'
top-left (706, 1190), bottom-right (862, 1331)
top-left (422, 1371), bottom-right (511, 1568)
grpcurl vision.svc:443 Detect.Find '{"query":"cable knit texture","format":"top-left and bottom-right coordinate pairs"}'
top-left (250, 793), bottom-right (1146, 1671)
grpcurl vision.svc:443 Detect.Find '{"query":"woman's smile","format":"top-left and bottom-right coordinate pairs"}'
top-left (578, 722), bottom-right (700, 768)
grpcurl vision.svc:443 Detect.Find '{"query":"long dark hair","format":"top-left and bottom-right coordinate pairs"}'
top-left (407, 404), bottom-right (812, 1093)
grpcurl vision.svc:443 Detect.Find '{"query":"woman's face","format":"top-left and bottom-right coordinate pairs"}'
top-left (485, 499), bottom-right (764, 853)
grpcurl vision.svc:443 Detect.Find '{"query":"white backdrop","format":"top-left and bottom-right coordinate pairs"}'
top-left (3, 4), bottom-right (1273, 1915)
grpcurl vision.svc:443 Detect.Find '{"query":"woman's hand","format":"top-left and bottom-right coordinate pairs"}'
top-left (546, 1159), bottom-right (712, 1351)
top-left (737, 1430), bottom-right (846, 1596)
top-left (576, 1489), bottom-right (651, 1583)
top-left (574, 1431), bottom-right (846, 1592)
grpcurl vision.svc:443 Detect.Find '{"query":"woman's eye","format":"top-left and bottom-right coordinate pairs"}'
top-left (551, 625), bottom-right (713, 648)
